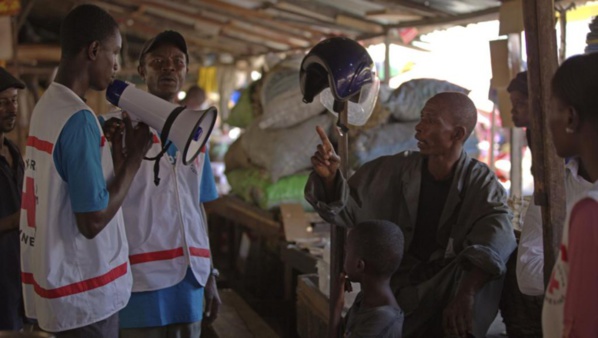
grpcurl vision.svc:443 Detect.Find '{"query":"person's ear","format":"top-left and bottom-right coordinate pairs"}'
top-left (138, 64), bottom-right (145, 79)
top-left (88, 41), bottom-right (100, 61)
top-left (567, 106), bottom-right (581, 134)
top-left (356, 258), bottom-right (365, 273)
top-left (453, 126), bottom-right (466, 142)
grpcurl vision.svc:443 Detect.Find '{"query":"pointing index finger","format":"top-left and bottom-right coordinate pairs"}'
top-left (316, 126), bottom-right (332, 152)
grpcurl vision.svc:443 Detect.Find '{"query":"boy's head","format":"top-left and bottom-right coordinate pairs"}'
top-left (344, 220), bottom-right (404, 282)
top-left (59, 4), bottom-right (121, 91)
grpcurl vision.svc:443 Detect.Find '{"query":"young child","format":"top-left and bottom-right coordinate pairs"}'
top-left (333, 220), bottom-right (404, 337)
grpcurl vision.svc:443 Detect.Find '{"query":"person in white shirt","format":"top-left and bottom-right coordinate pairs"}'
top-left (516, 159), bottom-right (593, 296)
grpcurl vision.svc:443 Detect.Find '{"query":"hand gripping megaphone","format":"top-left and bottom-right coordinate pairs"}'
top-left (106, 79), bottom-right (217, 185)
top-left (106, 79), bottom-right (217, 166)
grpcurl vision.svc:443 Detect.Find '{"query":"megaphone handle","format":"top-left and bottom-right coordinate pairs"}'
top-left (144, 141), bottom-right (171, 186)
top-left (144, 141), bottom-right (171, 161)
top-left (144, 106), bottom-right (186, 186)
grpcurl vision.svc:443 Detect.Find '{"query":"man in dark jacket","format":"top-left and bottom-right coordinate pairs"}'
top-left (306, 92), bottom-right (516, 338)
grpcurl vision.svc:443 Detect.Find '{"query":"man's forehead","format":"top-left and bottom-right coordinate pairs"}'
top-left (0, 87), bottom-right (18, 98)
top-left (422, 98), bottom-right (446, 115)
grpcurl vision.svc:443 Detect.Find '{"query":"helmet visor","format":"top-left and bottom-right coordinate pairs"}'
top-left (320, 74), bottom-right (380, 126)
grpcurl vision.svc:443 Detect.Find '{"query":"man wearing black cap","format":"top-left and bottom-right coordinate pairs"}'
top-left (0, 67), bottom-right (26, 331)
top-left (103, 31), bottom-right (221, 337)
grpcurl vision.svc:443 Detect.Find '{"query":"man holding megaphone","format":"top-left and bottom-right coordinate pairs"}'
top-left (102, 30), bottom-right (221, 338)
top-left (20, 5), bottom-right (153, 336)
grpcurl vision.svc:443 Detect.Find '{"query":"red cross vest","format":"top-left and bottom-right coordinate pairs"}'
top-left (542, 187), bottom-right (598, 337)
top-left (104, 111), bottom-right (212, 292)
top-left (20, 83), bottom-right (132, 332)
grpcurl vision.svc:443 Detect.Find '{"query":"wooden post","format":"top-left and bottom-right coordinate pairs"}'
top-left (508, 34), bottom-right (523, 198)
top-left (521, 0), bottom-right (566, 285)
top-left (329, 104), bottom-right (348, 338)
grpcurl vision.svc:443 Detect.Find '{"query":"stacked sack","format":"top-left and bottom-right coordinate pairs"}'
top-left (225, 63), bottom-right (480, 210)
top-left (224, 55), bottom-right (334, 210)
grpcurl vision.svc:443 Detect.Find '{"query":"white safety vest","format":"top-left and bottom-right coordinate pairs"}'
top-left (542, 188), bottom-right (598, 337)
top-left (104, 112), bottom-right (212, 292)
top-left (20, 83), bottom-right (132, 332)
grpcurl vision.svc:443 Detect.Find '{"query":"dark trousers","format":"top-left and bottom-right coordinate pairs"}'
top-left (0, 230), bottom-right (24, 330)
top-left (42, 313), bottom-right (119, 338)
top-left (397, 259), bottom-right (504, 338)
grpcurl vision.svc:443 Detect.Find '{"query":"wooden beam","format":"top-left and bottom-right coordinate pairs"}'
top-left (221, 26), bottom-right (290, 50)
top-left (190, 0), bottom-right (322, 40)
top-left (390, 0), bottom-right (452, 17)
top-left (314, 0), bottom-right (385, 17)
top-left (522, 0), bottom-right (566, 285)
top-left (229, 20), bottom-right (311, 48)
top-left (17, 44), bottom-right (61, 62)
top-left (263, 8), bottom-right (364, 37)
top-left (138, 1), bottom-right (304, 51)
top-left (369, 0), bottom-right (442, 17)
top-left (126, 20), bottom-right (252, 55)
top-left (365, 8), bottom-right (422, 22)
top-left (335, 14), bottom-right (384, 34)
top-left (387, 7), bottom-right (499, 29)
top-left (274, 1), bottom-right (336, 23)
top-left (279, 0), bottom-right (386, 34)
top-left (5, 64), bottom-right (56, 77)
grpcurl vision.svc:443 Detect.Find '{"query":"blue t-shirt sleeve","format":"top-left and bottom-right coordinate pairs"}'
top-left (53, 110), bottom-right (109, 213)
top-left (200, 153), bottom-right (218, 203)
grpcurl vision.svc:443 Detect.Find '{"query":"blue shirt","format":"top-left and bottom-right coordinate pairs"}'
top-left (53, 110), bottom-right (108, 212)
top-left (119, 268), bottom-right (204, 328)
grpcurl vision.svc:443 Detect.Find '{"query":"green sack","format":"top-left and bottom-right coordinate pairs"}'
top-left (226, 168), bottom-right (313, 211)
top-left (227, 85), bottom-right (255, 128)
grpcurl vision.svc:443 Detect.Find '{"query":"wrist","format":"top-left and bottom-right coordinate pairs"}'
top-left (210, 268), bottom-right (220, 280)
top-left (123, 155), bottom-right (143, 170)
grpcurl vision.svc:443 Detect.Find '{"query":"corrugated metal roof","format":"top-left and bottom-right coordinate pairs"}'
top-left (17, 0), bottom-right (504, 65)
top-left (15, 0), bottom-right (586, 72)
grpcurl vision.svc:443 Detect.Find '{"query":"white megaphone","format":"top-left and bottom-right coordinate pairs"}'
top-left (106, 79), bottom-right (217, 166)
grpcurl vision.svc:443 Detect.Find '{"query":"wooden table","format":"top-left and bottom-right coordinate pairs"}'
top-left (205, 195), bottom-right (283, 240)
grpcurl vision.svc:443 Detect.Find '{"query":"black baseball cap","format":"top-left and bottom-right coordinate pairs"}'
top-left (0, 67), bottom-right (25, 92)
top-left (138, 30), bottom-right (189, 65)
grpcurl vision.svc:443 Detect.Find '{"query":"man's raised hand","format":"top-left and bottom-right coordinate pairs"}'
top-left (311, 126), bottom-right (340, 183)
